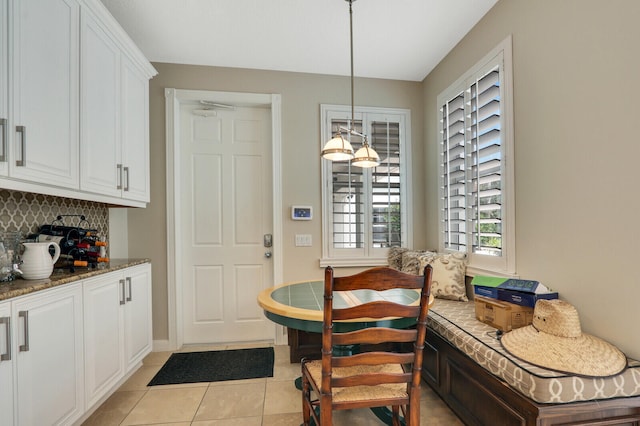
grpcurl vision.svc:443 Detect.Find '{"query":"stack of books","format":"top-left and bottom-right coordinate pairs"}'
top-left (472, 276), bottom-right (558, 332)
top-left (472, 276), bottom-right (558, 308)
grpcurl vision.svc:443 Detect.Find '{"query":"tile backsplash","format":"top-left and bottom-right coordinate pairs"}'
top-left (0, 189), bottom-right (109, 240)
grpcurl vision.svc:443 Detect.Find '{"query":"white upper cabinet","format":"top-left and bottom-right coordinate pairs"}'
top-left (80, 7), bottom-right (122, 198)
top-left (9, 0), bottom-right (80, 188)
top-left (0, 0), bottom-right (156, 206)
top-left (80, 5), bottom-right (152, 203)
top-left (120, 56), bottom-right (150, 202)
top-left (0, 0), bottom-right (7, 177)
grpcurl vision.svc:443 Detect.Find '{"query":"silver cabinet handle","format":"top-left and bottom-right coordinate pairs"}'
top-left (0, 118), bottom-right (6, 162)
top-left (119, 279), bottom-right (126, 305)
top-left (116, 164), bottom-right (123, 190)
top-left (126, 277), bottom-right (132, 302)
top-left (123, 166), bottom-right (130, 191)
top-left (0, 317), bottom-right (11, 361)
top-left (18, 311), bottom-right (29, 352)
top-left (16, 126), bottom-right (26, 167)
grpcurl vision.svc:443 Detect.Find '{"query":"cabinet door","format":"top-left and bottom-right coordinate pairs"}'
top-left (121, 56), bottom-right (150, 202)
top-left (0, 0), bottom-right (7, 177)
top-left (0, 301), bottom-right (13, 426)
top-left (83, 272), bottom-right (125, 409)
top-left (79, 7), bottom-right (121, 198)
top-left (12, 284), bottom-right (84, 426)
top-left (9, 0), bottom-right (79, 188)
top-left (124, 263), bottom-right (152, 369)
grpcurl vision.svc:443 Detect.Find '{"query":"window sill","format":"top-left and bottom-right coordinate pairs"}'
top-left (319, 257), bottom-right (388, 268)
top-left (465, 265), bottom-right (518, 279)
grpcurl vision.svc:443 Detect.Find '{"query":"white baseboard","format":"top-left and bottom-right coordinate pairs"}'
top-left (153, 339), bottom-right (175, 352)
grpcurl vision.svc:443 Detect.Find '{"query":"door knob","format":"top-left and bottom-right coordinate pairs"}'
top-left (265, 251), bottom-right (272, 258)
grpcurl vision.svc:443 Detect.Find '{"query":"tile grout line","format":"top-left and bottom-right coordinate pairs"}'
top-left (119, 387), bottom-right (149, 426)
top-left (189, 382), bottom-right (211, 425)
top-left (260, 377), bottom-right (268, 426)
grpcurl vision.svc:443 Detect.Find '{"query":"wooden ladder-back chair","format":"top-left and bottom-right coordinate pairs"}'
top-left (301, 265), bottom-right (433, 426)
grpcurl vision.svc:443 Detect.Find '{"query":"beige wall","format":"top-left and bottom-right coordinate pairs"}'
top-left (127, 64), bottom-right (424, 342)
top-left (423, 0), bottom-right (640, 359)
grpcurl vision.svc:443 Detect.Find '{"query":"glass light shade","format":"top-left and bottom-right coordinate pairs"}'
top-left (351, 145), bottom-right (380, 168)
top-left (321, 134), bottom-right (354, 161)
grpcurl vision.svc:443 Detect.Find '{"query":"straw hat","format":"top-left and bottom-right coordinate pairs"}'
top-left (500, 299), bottom-right (627, 377)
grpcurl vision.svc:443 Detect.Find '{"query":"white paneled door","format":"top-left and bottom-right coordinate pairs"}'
top-left (180, 103), bottom-right (274, 344)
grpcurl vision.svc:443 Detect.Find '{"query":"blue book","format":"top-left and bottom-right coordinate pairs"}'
top-left (497, 289), bottom-right (559, 308)
top-left (473, 285), bottom-right (499, 299)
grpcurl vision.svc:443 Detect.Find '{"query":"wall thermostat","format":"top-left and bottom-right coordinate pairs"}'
top-left (291, 206), bottom-right (313, 220)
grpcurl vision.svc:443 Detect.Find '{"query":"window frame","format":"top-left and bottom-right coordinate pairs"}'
top-left (437, 36), bottom-right (516, 277)
top-left (320, 104), bottom-right (413, 267)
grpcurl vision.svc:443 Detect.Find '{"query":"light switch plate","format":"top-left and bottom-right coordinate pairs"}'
top-left (295, 234), bottom-right (312, 247)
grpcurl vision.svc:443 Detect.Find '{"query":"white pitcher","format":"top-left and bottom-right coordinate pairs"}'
top-left (20, 242), bottom-right (60, 280)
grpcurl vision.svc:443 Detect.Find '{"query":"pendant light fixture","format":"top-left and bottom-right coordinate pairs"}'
top-left (321, 0), bottom-right (379, 168)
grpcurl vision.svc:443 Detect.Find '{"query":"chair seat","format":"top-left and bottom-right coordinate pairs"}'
top-left (304, 360), bottom-right (408, 403)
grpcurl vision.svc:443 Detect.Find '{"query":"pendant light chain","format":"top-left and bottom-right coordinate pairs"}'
top-left (349, 0), bottom-right (355, 127)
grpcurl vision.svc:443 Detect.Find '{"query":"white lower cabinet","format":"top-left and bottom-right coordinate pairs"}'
top-left (123, 263), bottom-right (152, 369)
top-left (83, 263), bottom-right (152, 408)
top-left (0, 262), bottom-right (152, 426)
top-left (12, 283), bottom-right (85, 426)
top-left (0, 300), bottom-right (14, 426)
top-left (83, 271), bottom-right (126, 409)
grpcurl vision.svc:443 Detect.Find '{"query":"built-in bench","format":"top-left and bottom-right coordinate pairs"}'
top-left (424, 298), bottom-right (640, 425)
top-left (389, 248), bottom-right (640, 425)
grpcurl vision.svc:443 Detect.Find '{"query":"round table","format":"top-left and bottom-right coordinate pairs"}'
top-left (258, 279), bottom-right (433, 332)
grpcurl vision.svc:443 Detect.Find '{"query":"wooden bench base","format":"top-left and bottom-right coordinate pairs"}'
top-left (423, 327), bottom-right (640, 426)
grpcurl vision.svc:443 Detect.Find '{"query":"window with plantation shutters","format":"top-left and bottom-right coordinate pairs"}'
top-left (438, 37), bottom-right (515, 275)
top-left (321, 105), bottom-right (412, 267)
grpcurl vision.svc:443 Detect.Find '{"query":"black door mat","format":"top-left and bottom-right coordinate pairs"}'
top-left (147, 347), bottom-right (275, 386)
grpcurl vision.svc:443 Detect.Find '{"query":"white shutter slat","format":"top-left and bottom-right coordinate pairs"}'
top-left (371, 120), bottom-right (402, 248)
top-left (469, 66), bottom-right (502, 257)
top-left (441, 90), bottom-right (468, 252)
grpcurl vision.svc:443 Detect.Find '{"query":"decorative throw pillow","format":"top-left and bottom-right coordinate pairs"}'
top-left (401, 250), bottom-right (427, 275)
top-left (387, 247), bottom-right (409, 270)
top-left (418, 252), bottom-right (468, 301)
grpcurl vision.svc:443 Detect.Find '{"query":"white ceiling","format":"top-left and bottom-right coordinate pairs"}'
top-left (100, 0), bottom-right (497, 82)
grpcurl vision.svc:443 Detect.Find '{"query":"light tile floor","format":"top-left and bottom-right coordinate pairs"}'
top-left (83, 343), bottom-right (463, 426)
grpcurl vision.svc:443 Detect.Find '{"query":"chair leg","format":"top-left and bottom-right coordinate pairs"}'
top-left (320, 393), bottom-right (332, 425)
top-left (301, 366), bottom-right (310, 425)
top-left (392, 405), bottom-right (400, 426)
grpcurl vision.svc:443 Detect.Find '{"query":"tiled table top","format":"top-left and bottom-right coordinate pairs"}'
top-left (270, 280), bottom-right (419, 311)
top-left (258, 280), bottom-right (429, 333)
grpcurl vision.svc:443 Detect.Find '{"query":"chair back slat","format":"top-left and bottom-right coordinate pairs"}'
top-left (332, 328), bottom-right (417, 346)
top-left (333, 372), bottom-right (412, 388)
top-left (332, 267), bottom-right (425, 292)
top-left (332, 302), bottom-right (420, 321)
top-left (332, 351), bottom-right (415, 368)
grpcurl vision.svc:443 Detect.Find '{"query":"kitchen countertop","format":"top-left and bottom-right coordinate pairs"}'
top-left (0, 258), bottom-right (150, 301)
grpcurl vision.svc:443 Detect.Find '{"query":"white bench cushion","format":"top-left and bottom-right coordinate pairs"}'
top-left (427, 299), bottom-right (640, 404)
